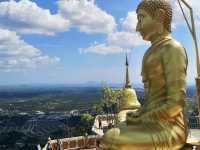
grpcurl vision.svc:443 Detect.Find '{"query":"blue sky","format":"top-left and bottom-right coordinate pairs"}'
top-left (0, 0), bottom-right (199, 86)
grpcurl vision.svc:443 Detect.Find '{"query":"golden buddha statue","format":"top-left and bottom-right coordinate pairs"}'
top-left (102, 0), bottom-right (188, 149)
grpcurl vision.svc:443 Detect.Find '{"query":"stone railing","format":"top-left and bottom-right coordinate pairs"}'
top-left (48, 135), bottom-right (100, 150)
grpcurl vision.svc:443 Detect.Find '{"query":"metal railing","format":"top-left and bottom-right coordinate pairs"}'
top-left (188, 116), bottom-right (200, 129)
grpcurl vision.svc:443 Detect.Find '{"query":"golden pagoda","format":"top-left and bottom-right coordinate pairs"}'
top-left (117, 54), bottom-right (141, 122)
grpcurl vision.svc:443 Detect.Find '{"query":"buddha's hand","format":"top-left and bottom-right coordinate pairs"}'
top-left (126, 111), bottom-right (141, 125)
top-left (127, 110), bottom-right (140, 118)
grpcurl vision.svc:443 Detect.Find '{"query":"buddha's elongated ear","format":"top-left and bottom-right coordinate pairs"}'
top-left (154, 8), bottom-right (166, 24)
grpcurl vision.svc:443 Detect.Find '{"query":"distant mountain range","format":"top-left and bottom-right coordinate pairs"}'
top-left (0, 83), bottom-right (196, 98)
top-left (0, 82), bottom-right (154, 91)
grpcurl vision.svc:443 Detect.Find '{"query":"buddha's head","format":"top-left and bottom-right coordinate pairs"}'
top-left (136, 0), bottom-right (172, 41)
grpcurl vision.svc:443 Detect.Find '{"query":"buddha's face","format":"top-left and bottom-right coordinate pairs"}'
top-left (136, 9), bottom-right (158, 41)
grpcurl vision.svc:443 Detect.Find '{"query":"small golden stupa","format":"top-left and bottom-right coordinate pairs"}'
top-left (117, 54), bottom-right (141, 122)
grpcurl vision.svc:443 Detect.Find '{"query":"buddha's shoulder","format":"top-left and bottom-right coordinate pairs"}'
top-left (160, 38), bottom-right (186, 55)
top-left (162, 38), bottom-right (184, 50)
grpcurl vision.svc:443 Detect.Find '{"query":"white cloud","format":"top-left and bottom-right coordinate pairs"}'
top-left (80, 9), bottom-right (147, 55)
top-left (107, 32), bottom-right (145, 49)
top-left (80, 31), bottom-right (146, 55)
top-left (122, 11), bottom-right (138, 32)
top-left (57, 0), bottom-right (116, 34)
top-left (0, 28), bottom-right (60, 71)
top-left (0, 0), bottom-right (70, 35)
top-left (80, 43), bottom-right (124, 55)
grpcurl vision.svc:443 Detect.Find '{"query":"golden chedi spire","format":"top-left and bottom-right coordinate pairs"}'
top-left (117, 54), bottom-right (141, 122)
top-left (125, 54), bottom-right (132, 88)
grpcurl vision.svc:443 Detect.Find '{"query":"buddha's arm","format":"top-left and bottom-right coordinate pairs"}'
top-left (144, 44), bottom-right (187, 121)
top-left (127, 43), bottom-right (188, 124)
